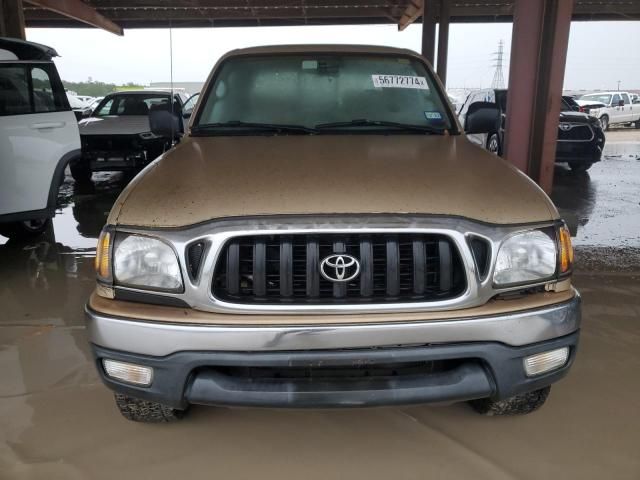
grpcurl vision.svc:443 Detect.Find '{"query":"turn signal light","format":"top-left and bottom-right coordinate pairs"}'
top-left (558, 225), bottom-right (574, 274)
top-left (524, 347), bottom-right (569, 377)
top-left (103, 359), bottom-right (153, 386)
top-left (95, 229), bottom-right (112, 281)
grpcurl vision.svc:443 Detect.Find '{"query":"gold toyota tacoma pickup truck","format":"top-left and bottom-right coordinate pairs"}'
top-left (86, 45), bottom-right (580, 422)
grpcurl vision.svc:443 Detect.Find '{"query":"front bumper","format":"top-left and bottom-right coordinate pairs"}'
top-left (86, 294), bottom-right (581, 409)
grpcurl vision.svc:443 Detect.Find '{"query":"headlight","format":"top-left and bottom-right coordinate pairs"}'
top-left (493, 230), bottom-right (557, 286)
top-left (113, 235), bottom-right (183, 291)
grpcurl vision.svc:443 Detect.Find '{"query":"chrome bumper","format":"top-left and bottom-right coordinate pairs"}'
top-left (86, 294), bottom-right (581, 357)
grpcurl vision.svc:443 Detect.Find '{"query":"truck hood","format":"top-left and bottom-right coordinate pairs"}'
top-left (108, 135), bottom-right (558, 227)
top-left (79, 116), bottom-right (150, 136)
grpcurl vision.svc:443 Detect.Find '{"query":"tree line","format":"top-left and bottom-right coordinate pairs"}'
top-left (62, 80), bottom-right (144, 97)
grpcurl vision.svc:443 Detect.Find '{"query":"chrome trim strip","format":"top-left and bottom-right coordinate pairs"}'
top-left (112, 216), bottom-right (560, 315)
top-left (86, 294), bottom-right (581, 356)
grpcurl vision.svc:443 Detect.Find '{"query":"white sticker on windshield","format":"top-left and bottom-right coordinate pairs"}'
top-left (372, 75), bottom-right (428, 90)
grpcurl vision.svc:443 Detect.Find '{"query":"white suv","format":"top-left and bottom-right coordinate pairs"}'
top-left (0, 38), bottom-right (80, 239)
top-left (578, 91), bottom-right (640, 130)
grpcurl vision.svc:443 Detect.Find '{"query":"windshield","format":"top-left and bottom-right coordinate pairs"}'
top-left (94, 93), bottom-right (172, 116)
top-left (195, 54), bottom-right (453, 133)
top-left (581, 94), bottom-right (611, 105)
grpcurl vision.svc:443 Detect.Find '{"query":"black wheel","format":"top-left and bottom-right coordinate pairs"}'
top-left (70, 161), bottom-right (92, 183)
top-left (486, 133), bottom-right (501, 156)
top-left (0, 218), bottom-right (50, 239)
top-left (569, 161), bottom-right (593, 173)
top-left (635, 120), bottom-right (640, 129)
top-left (114, 393), bottom-right (187, 423)
top-left (599, 115), bottom-right (609, 131)
top-left (469, 386), bottom-right (551, 416)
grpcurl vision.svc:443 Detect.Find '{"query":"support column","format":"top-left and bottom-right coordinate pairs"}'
top-left (421, 1), bottom-right (436, 66)
top-left (436, 0), bottom-right (450, 86)
top-left (503, 0), bottom-right (574, 193)
top-left (0, 0), bottom-right (26, 39)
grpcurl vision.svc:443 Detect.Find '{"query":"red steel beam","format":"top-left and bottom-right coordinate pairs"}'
top-left (503, 0), bottom-right (574, 193)
top-left (421, 0), bottom-right (436, 65)
top-left (24, 0), bottom-right (123, 35)
top-left (436, 0), bottom-right (450, 86)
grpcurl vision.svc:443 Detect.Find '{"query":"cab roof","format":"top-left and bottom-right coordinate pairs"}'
top-left (224, 44), bottom-right (422, 59)
top-left (0, 37), bottom-right (58, 61)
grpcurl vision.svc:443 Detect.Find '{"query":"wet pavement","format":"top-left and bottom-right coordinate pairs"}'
top-left (1, 131), bottom-right (639, 479)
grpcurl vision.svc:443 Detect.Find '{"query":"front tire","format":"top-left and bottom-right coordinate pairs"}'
top-left (114, 393), bottom-right (187, 423)
top-left (486, 133), bottom-right (502, 156)
top-left (469, 386), bottom-right (550, 416)
top-left (0, 218), bottom-right (50, 239)
top-left (599, 115), bottom-right (609, 131)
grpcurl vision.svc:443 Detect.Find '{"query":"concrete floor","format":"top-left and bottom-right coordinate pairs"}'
top-left (1, 130), bottom-right (639, 479)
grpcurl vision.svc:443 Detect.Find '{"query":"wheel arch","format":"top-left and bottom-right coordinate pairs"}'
top-left (47, 148), bottom-right (81, 213)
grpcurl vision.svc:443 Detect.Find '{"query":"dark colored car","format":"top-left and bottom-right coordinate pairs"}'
top-left (71, 91), bottom-right (185, 182)
top-left (459, 89), bottom-right (605, 172)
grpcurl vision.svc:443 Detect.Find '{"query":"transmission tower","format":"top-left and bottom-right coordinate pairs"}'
top-left (491, 40), bottom-right (506, 89)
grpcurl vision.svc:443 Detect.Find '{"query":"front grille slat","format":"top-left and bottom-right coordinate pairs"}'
top-left (306, 240), bottom-right (320, 298)
top-left (412, 240), bottom-right (426, 295)
top-left (438, 239), bottom-right (452, 292)
top-left (280, 238), bottom-right (293, 297)
top-left (386, 237), bottom-right (400, 297)
top-left (212, 233), bottom-right (466, 305)
top-left (253, 240), bottom-right (266, 297)
top-left (359, 239), bottom-right (373, 297)
top-left (226, 241), bottom-right (240, 295)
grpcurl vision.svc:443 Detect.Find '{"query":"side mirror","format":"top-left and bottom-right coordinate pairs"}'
top-left (618, 99), bottom-right (625, 107)
top-left (183, 109), bottom-right (192, 120)
top-left (149, 109), bottom-right (181, 139)
top-left (465, 102), bottom-right (500, 134)
top-left (82, 109), bottom-right (92, 118)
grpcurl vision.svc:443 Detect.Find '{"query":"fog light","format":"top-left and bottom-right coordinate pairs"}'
top-left (103, 359), bottom-right (153, 386)
top-left (523, 347), bottom-right (569, 377)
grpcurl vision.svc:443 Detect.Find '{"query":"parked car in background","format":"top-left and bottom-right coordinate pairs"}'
top-left (182, 92), bottom-right (199, 119)
top-left (630, 93), bottom-right (639, 104)
top-left (67, 93), bottom-right (92, 121)
top-left (459, 89), bottom-right (605, 172)
top-left (72, 90), bottom-right (185, 182)
top-left (578, 91), bottom-right (640, 130)
top-left (75, 95), bottom-right (94, 105)
top-left (0, 38), bottom-right (80, 239)
top-left (86, 96), bottom-right (104, 113)
top-left (562, 96), bottom-right (581, 112)
top-left (574, 99), bottom-right (607, 115)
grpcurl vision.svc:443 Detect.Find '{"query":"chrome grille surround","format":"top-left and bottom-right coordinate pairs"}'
top-left (112, 215), bottom-right (559, 315)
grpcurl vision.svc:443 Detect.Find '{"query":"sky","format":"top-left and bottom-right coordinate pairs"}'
top-left (26, 21), bottom-right (639, 92)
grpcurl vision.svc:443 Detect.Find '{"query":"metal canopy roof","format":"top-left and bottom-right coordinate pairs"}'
top-left (23, 1), bottom-right (640, 30)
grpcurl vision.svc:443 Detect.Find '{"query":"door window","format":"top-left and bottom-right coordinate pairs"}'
top-left (612, 94), bottom-right (621, 106)
top-left (0, 66), bottom-right (31, 116)
top-left (621, 94), bottom-right (630, 105)
top-left (0, 63), bottom-right (68, 116)
top-left (31, 67), bottom-right (57, 113)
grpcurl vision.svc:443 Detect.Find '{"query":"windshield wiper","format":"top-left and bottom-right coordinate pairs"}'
top-left (191, 121), bottom-right (317, 135)
top-left (315, 119), bottom-right (446, 135)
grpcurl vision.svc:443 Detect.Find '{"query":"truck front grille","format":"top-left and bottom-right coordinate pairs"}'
top-left (212, 233), bottom-right (466, 304)
top-left (557, 124), bottom-right (593, 141)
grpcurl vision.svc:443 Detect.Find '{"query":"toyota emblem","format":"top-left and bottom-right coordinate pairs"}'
top-left (559, 123), bottom-right (573, 131)
top-left (320, 254), bottom-right (361, 282)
